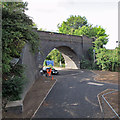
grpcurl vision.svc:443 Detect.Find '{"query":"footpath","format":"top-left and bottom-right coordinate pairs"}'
top-left (2, 76), bottom-right (56, 118)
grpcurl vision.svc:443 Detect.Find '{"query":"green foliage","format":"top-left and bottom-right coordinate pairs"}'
top-left (57, 15), bottom-right (108, 51)
top-left (80, 56), bottom-right (99, 70)
top-left (96, 47), bottom-right (120, 71)
top-left (38, 28), bottom-right (47, 31)
top-left (74, 25), bottom-right (108, 50)
top-left (2, 75), bottom-right (25, 101)
top-left (61, 64), bottom-right (65, 67)
top-left (2, 64), bottom-right (26, 101)
top-left (80, 58), bottom-right (92, 69)
top-left (43, 60), bottom-right (47, 66)
top-left (11, 64), bottom-right (25, 77)
top-left (74, 25), bottom-right (93, 37)
top-left (87, 47), bottom-right (94, 61)
top-left (2, 2), bottom-right (28, 12)
top-left (96, 48), bottom-right (110, 70)
top-left (57, 15), bottom-right (114, 71)
top-left (45, 49), bottom-right (65, 67)
top-left (58, 15), bottom-right (108, 49)
top-left (73, 24), bottom-right (109, 70)
top-left (2, 2), bottom-right (39, 101)
top-left (58, 15), bottom-right (88, 35)
top-left (2, 2), bottom-right (39, 74)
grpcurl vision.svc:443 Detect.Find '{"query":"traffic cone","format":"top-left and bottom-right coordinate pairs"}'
top-left (52, 76), bottom-right (53, 80)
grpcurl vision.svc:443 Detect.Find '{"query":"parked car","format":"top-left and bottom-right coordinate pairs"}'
top-left (51, 68), bottom-right (59, 75)
top-left (40, 67), bottom-right (59, 75)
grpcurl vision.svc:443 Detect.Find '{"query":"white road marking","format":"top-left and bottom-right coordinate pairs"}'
top-left (71, 73), bottom-right (80, 76)
top-left (85, 96), bottom-right (99, 106)
top-left (69, 86), bottom-right (75, 89)
top-left (31, 79), bottom-right (57, 119)
top-left (64, 109), bottom-right (75, 116)
top-left (70, 103), bottom-right (79, 106)
top-left (87, 82), bottom-right (104, 86)
top-left (80, 78), bottom-right (90, 82)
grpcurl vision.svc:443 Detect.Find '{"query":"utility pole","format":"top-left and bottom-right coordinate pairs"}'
top-left (93, 49), bottom-right (95, 63)
top-left (116, 41), bottom-right (118, 48)
top-left (60, 52), bottom-right (62, 67)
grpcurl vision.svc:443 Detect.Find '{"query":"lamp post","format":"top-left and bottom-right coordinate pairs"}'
top-left (116, 41), bottom-right (118, 48)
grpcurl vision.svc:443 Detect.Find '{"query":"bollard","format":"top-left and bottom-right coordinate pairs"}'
top-left (52, 76), bottom-right (53, 80)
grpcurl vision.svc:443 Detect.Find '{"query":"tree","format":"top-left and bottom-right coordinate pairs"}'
top-left (2, 2), bottom-right (39, 101)
top-left (75, 25), bottom-right (109, 70)
top-left (74, 25), bottom-right (93, 37)
top-left (2, 2), bottom-right (39, 74)
top-left (57, 15), bottom-right (88, 35)
top-left (57, 15), bottom-right (108, 49)
top-left (57, 15), bottom-right (110, 70)
top-left (45, 49), bottom-right (65, 66)
top-left (95, 47), bottom-right (120, 71)
top-left (74, 25), bottom-right (108, 49)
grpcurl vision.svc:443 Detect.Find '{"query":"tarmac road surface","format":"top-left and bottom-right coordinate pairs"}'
top-left (33, 69), bottom-right (118, 118)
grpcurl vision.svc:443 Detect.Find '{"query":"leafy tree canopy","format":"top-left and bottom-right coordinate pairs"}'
top-left (2, 2), bottom-right (39, 74)
top-left (57, 15), bottom-right (120, 71)
top-left (2, 2), bottom-right (40, 101)
top-left (57, 15), bottom-right (88, 35)
top-left (45, 49), bottom-right (65, 66)
top-left (58, 15), bottom-right (108, 49)
top-left (96, 46), bottom-right (120, 71)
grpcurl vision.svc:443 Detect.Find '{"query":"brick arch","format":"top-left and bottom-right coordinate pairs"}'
top-left (56, 46), bottom-right (80, 69)
top-left (36, 30), bottom-right (94, 69)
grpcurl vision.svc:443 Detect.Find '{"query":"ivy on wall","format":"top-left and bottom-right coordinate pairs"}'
top-left (2, 2), bottom-right (39, 101)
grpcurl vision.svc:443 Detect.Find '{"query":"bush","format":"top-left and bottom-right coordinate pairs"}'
top-left (2, 64), bottom-right (26, 101)
top-left (62, 64), bottom-right (65, 67)
top-left (80, 59), bottom-right (92, 69)
top-left (2, 75), bottom-right (25, 101)
top-left (11, 64), bottom-right (25, 76)
top-left (80, 57), bottom-right (99, 70)
top-left (96, 48), bottom-right (120, 72)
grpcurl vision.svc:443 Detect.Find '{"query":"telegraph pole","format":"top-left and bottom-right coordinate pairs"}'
top-left (93, 49), bottom-right (95, 63)
top-left (60, 52), bottom-right (62, 67)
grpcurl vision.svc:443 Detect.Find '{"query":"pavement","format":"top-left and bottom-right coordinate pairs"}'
top-left (2, 76), bottom-right (56, 119)
top-left (32, 69), bottom-right (118, 118)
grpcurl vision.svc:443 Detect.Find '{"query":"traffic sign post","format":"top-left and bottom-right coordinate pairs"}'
top-left (93, 49), bottom-right (95, 63)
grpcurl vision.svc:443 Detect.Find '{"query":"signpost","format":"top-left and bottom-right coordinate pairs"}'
top-left (93, 49), bottom-right (95, 63)
top-left (60, 52), bottom-right (62, 67)
top-left (46, 60), bottom-right (54, 66)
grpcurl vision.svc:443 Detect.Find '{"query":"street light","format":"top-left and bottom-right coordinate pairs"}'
top-left (116, 41), bottom-right (118, 48)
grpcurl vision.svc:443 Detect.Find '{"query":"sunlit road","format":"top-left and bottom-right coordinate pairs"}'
top-left (33, 69), bottom-right (118, 118)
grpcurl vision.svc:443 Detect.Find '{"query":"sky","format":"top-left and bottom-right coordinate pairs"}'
top-left (23, 0), bottom-right (119, 49)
